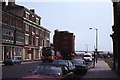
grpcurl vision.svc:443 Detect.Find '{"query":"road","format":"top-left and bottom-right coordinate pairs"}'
top-left (2, 60), bottom-right (92, 80)
top-left (2, 61), bottom-right (41, 79)
top-left (2, 59), bottom-right (120, 80)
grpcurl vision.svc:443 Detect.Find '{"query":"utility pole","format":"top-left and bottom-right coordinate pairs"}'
top-left (89, 28), bottom-right (98, 67)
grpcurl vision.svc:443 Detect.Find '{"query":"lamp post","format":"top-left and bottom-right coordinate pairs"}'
top-left (89, 28), bottom-right (98, 67)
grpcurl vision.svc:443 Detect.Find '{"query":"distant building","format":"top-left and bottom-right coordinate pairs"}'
top-left (1, 1), bottom-right (50, 62)
top-left (111, 1), bottom-right (120, 74)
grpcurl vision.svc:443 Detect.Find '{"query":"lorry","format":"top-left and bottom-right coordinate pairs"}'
top-left (53, 30), bottom-right (75, 60)
top-left (41, 47), bottom-right (63, 62)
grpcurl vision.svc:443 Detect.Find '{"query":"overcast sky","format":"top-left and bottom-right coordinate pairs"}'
top-left (16, 0), bottom-right (114, 51)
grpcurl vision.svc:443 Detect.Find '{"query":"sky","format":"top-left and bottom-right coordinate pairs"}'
top-left (15, 0), bottom-right (114, 51)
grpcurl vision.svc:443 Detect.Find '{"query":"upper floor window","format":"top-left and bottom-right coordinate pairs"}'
top-left (35, 37), bottom-right (39, 46)
top-left (32, 15), bottom-right (34, 21)
top-left (25, 23), bottom-right (29, 31)
top-left (25, 11), bottom-right (30, 19)
top-left (25, 35), bottom-right (29, 45)
top-left (36, 17), bottom-right (39, 25)
top-left (36, 28), bottom-right (39, 35)
top-left (4, 15), bottom-right (8, 24)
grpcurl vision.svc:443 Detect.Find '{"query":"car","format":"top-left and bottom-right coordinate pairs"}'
top-left (83, 53), bottom-right (92, 62)
top-left (71, 59), bottom-right (88, 73)
top-left (52, 60), bottom-right (75, 72)
top-left (3, 58), bottom-right (22, 65)
top-left (18, 64), bottom-right (74, 80)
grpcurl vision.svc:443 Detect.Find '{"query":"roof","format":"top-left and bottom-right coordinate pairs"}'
top-left (84, 53), bottom-right (92, 55)
top-left (6, 4), bottom-right (50, 32)
top-left (6, 4), bottom-right (41, 19)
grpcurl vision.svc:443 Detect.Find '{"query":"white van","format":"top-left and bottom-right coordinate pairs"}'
top-left (83, 53), bottom-right (92, 62)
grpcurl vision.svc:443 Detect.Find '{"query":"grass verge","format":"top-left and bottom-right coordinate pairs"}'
top-left (104, 58), bottom-right (114, 69)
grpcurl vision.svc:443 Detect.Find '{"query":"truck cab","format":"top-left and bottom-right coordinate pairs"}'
top-left (41, 47), bottom-right (56, 62)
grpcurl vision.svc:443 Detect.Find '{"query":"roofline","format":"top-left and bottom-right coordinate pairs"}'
top-left (40, 25), bottom-right (50, 33)
top-left (6, 4), bottom-right (41, 19)
top-left (111, 0), bottom-right (120, 2)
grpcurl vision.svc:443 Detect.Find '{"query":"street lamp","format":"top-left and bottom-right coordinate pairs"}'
top-left (89, 27), bottom-right (98, 67)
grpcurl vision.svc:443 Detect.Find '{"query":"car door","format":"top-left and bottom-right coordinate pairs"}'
top-left (62, 66), bottom-right (74, 79)
top-left (68, 61), bottom-right (75, 71)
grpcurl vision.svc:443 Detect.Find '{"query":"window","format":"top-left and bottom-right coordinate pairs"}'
top-left (36, 28), bottom-right (39, 34)
top-left (36, 17), bottom-right (39, 25)
top-left (32, 15), bottom-right (34, 21)
top-left (25, 49), bottom-right (29, 59)
top-left (35, 50), bottom-right (39, 59)
top-left (25, 11), bottom-right (30, 19)
top-left (14, 47), bottom-right (23, 56)
top-left (35, 38), bottom-right (39, 46)
top-left (2, 28), bottom-right (14, 42)
top-left (25, 23), bottom-right (29, 31)
top-left (31, 36), bottom-right (34, 45)
top-left (4, 15), bottom-right (8, 24)
top-left (25, 35), bottom-right (29, 45)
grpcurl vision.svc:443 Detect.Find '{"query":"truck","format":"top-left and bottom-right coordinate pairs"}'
top-left (53, 30), bottom-right (75, 60)
top-left (41, 47), bottom-right (63, 62)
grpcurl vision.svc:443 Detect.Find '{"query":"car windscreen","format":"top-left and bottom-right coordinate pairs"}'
top-left (84, 55), bottom-right (91, 57)
top-left (72, 60), bottom-right (83, 65)
top-left (53, 61), bottom-right (68, 66)
top-left (34, 66), bottom-right (62, 76)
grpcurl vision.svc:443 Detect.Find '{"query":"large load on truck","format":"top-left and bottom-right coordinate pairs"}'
top-left (53, 30), bottom-right (75, 60)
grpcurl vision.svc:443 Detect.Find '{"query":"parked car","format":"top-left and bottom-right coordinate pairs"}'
top-left (52, 60), bottom-right (75, 72)
top-left (3, 58), bottom-right (22, 65)
top-left (71, 59), bottom-right (88, 73)
top-left (18, 64), bottom-right (74, 80)
top-left (83, 53), bottom-right (92, 62)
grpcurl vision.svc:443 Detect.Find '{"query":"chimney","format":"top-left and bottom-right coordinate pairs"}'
top-left (2, 2), bottom-right (6, 10)
top-left (30, 9), bottom-right (35, 13)
top-left (55, 29), bottom-right (59, 34)
top-left (8, 0), bottom-right (15, 7)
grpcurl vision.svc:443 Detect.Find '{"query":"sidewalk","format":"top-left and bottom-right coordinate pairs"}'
top-left (21, 60), bottom-right (42, 64)
top-left (82, 58), bottom-right (120, 79)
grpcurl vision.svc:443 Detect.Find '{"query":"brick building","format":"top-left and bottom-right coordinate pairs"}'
top-left (111, 1), bottom-right (120, 74)
top-left (1, 2), bottom-right (24, 61)
top-left (1, 1), bottom-right (50, 61)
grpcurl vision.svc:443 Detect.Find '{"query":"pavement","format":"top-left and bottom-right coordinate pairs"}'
top-left (81, 58), bottom-right (120, 80)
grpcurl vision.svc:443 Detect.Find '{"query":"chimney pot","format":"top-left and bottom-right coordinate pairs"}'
top-left (8, 0), bottom-right (15, 7)
top-left (2, 2), bottom-right (6, 10)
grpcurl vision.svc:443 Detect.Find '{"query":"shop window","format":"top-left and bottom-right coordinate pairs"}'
top-left (25, 49), bottom-right (29, 59)
top-left (35, 50), bottom-right (39, 59)
top-left (14, 47), bottom-right (23, 56)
